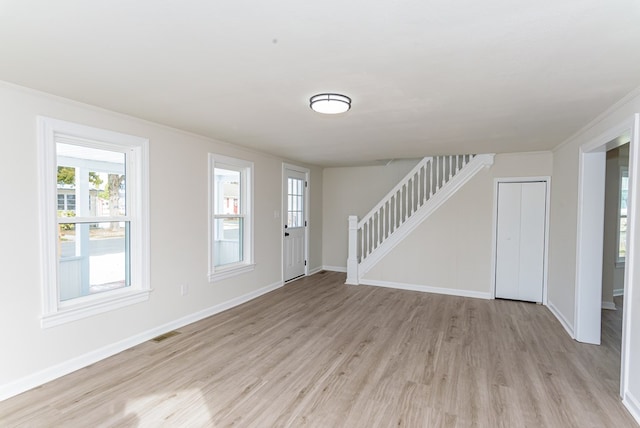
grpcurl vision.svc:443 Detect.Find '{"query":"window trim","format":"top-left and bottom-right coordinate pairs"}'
top-left (208, 154), bottom-right (254, 281)
top-left (37, 117), bottom-right (150, 328)
top-left (616, 165), bottom-right (629, 266)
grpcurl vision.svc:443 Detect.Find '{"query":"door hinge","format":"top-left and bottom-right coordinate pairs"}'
top-left (305, 181), bottom-right (308, 188)
top-left (304, 260), bottom-right (307, 266)
top-left (305, 220), bottom-right (307, 227)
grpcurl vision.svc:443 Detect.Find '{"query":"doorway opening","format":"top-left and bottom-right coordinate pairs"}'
top-left (575, 114), bottom-right (638, 399)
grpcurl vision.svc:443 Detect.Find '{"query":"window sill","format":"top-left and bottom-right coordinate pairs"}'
top-left (41, 288), bottom-right (151, 328)
top-left (209, 263), bottom-right (255, 282)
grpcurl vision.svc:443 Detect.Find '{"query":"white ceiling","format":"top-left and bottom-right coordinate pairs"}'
top-left (1, 1), bottom-right (639, 166)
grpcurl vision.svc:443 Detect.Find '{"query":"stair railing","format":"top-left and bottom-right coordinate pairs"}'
top-left (346, 154), bottom-right (477, 284)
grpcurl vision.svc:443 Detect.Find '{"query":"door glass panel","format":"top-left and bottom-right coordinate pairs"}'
top-left (287, 177), bottom-right (304, 228)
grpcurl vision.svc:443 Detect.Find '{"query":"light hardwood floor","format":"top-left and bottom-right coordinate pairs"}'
top-left (1, 272), bottom-right (637, 427)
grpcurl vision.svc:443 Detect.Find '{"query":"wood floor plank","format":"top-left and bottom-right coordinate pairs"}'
top-left (0, 272), bottom-right (637, 427)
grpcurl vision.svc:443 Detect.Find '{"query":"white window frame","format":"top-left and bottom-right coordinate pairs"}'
top-left (208, 154), bottom-right (254, 281)
top-left (37, 117), bottom-right (150, 328)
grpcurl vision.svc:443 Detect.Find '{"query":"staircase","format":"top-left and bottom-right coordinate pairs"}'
top-left (346, 154), bottom-right (495, 284)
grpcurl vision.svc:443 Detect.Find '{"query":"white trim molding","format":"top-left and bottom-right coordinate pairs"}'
top-left (282, 163), bottom-right (311, 283)
top-left (620, 114), bottom-right (639, 402)
top-left (0, 280), bottom-right (284, 402)
top-left (624, 390), bottom-right (640, 425)
top-left (322, 265), bottom-right (348, 273)
top-left (547, 300), bottom-right (575, 339)
top-left (358, 278), bottom-right (492, 300)
top-left (307, 266), bottom-right (324, 275)
top-left (208, 154), bottom-right (255, 282)
top-left (37, 116), bottom-right (151, 328)
top-left (490, 176), bottom-right (551, 305)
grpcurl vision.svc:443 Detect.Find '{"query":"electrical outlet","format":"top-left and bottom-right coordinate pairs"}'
top-left (180, 284), bottom-right (189, 296)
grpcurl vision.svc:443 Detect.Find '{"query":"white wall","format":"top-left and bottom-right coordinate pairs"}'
top-left (308, 168), bottom-right (324, 274)
top-left (361, 152), bottom-right (552, 296)
top-left (0, 82), bottom-right (322, 396)
top-left (548, 88), bottom-right (640, 420)
top-left (322, 159), bottom-right (420, 270)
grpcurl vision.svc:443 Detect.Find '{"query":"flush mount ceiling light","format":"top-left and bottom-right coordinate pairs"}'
top-left (309, 93), bottom-right (351, 114)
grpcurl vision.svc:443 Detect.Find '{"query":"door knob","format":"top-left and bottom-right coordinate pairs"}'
top-left (285, 232), bottom-right (290, 237)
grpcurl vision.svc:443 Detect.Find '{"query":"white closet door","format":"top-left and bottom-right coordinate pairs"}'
top-left (495, 181), bottom-right (546, 303)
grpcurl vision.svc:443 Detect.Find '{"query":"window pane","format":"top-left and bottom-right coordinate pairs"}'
top-left (58, 221), bottom-right (130, 301)
top-left (619, 171), bottom-right (629, 260)
top-left (214, 217), bottom-right (243, 266)
top-left (214, 168), bottom-right (241, 215)
top-left (67, 194), bottom-right (76, 211)
top-left (619, 216), bottom-right (627, 259)
top-left (213, 217), bottom-right (243, 266)
top-left (56, 143), bottom-right (126, 218)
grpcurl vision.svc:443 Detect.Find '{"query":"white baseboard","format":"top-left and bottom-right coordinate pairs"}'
top-left (358, 278), bottom-right (492, 300)
top-left (547, 300), bottom-right (575, 339)
top-left (308, 266), bottom-right (324, 275)
top-left (0, 280), bottom-right (283, 402)
top-left (322, 265), bottom-right (347, 273)
top-left (602, 301), bottom-right (617, 310)
top-left (614, 288), bottom-right (625, 297)
top-left (624, 390), bottom-right (640, 425)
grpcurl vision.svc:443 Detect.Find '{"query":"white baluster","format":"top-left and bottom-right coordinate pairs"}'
top-left (450, 156), bottom-right (454, 179)
top-left (408, 181), bottom-right (411, 219)
top-left (374, 213), bottom-right (378, 249)
top-left (398, 188), bottom-right (402, 226)
top-left (365, 222), bottom-right (369, 258)
top-left (378, 208), bottom-right (382, 245)
top-left (368, 218), bottom-right (373, 254)
top-left (383, 201), bottom-right (388, 240)
top-left (428, 160), bottom-right (433, 199)
top-left (389, 195), bottom-right (394, 233)
top-left (420, 166), bottom-right (425, 206)
top-left (403, 184), bottom-right (407, 223)
top-left (415, 172), bottom-right (420, 210)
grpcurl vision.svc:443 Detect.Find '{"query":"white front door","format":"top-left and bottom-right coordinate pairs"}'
top-left (283, 166), bottom-right (307, 282)
top-left (495, 181), bottom-right (547, 303)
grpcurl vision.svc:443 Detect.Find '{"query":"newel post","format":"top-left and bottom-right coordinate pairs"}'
top-left (346, 215), bottom-right (359, 285)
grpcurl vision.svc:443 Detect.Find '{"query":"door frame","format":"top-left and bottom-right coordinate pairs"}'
top-left (491, 176), bottom-right (551, 304)
top-left (574, 114), bottom-right (638, 400)
top-left (282, 163), bottom-right (310, 282)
